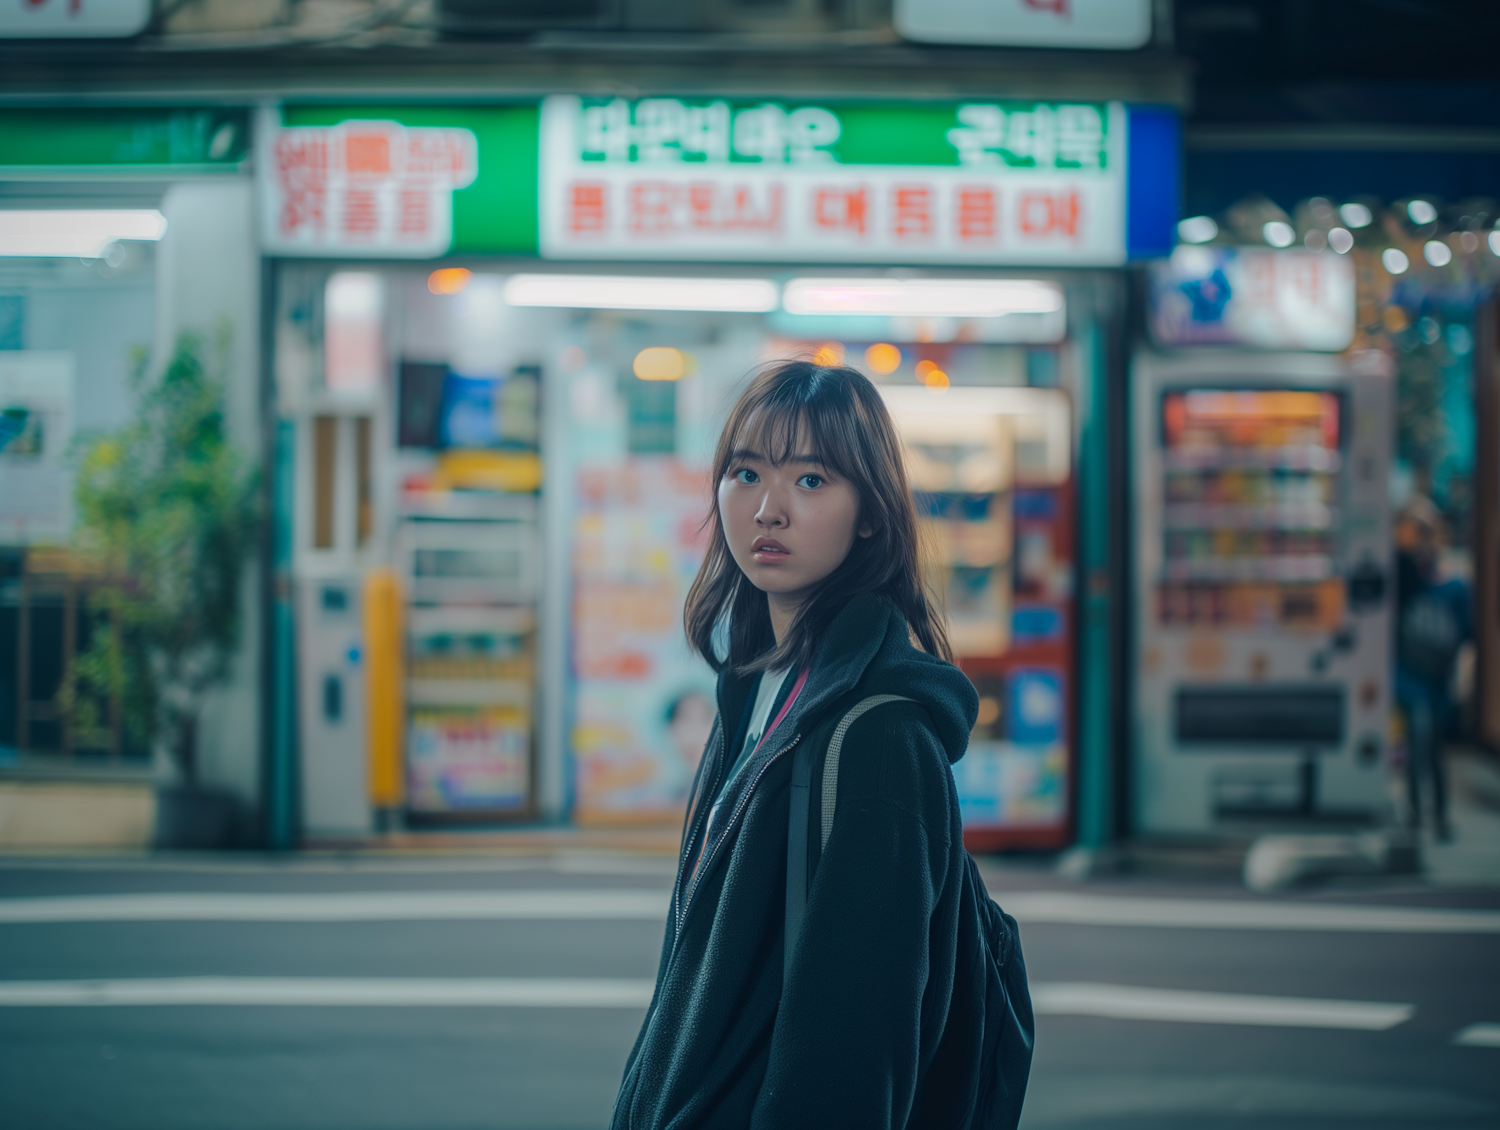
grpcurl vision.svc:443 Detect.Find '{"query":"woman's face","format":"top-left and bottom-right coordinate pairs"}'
top-left (718, 425), bottom-right (869, 609)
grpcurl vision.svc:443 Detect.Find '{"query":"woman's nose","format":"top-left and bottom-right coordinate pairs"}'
top-left (755, 490), bottom-right (787, 527)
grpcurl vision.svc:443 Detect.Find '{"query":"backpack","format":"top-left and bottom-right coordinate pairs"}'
top-left (1399, 591), bottom-right (1460, 684)
top-left (784, 696), bottom-right (1035, 1130)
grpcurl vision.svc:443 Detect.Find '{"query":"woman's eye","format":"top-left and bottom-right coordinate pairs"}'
top-left (796, 474), bottom-right (823, 489)
top-left (734, 468), bottom-right (759, 484)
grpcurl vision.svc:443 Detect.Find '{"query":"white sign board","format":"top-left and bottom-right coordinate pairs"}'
top-left (0, 0), bottom-right (149, 36)
top-left (539, 96), bottom-right (1128, 266)
top-left (895, 0), bottom-right (1152, 49)
top-left (1150, 247), bottom-right (1356, 353)
top-left (259, 116), bottom-right (479, 258)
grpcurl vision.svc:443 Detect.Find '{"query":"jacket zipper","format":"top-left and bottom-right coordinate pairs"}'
top-left (675, 732), bottom-right (802, 936)
top-left (671, 721), bottom-right (724, 929)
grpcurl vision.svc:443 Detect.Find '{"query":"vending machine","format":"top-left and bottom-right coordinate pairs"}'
top-left (1132, 349), bottom-right (1394, 833)
top-left (881, 384), bottom-right (1075, 851)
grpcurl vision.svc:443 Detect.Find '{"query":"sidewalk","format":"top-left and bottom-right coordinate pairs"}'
top-left (1422, 746), bottom-right (1500, 887)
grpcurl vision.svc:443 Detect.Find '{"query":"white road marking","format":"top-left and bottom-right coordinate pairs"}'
top-left (0, 890), bottom-right (670, 923)
top-left (997, 892), bottom-right (1500, 934)
top-left (0, 977), bottom-right (656, 1008)
top-left (1454, 1023), bottom-right (1500, 1047)
top-left (0, 978), bottom-right (1412, 1032)
top-left (1031, 982), bottom-right (1413, 1030)
top-left (0, 889), bottom-right (1495, 935)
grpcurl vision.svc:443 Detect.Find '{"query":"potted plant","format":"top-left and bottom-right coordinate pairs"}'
top-left (64, 327), bottom-right (259, 847)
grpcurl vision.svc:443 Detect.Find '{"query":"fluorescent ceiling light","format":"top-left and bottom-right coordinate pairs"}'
top-left (0, 210), bottom-right (167, 258)
top-left (503, 274), bottom-right (779, 313)
top-left (782, 278), bottom-right (1063, 319)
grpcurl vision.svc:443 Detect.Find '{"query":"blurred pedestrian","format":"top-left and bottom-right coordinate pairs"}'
top-left (611, 361), bottom-right (1032, 1129)
top-left (1394, 496), bottom-right (1470, 841)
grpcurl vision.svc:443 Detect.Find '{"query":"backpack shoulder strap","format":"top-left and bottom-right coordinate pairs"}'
top-left (820, 695), bottom-right (914, 851)
top-left (784, 694), bottom-right (916, 985)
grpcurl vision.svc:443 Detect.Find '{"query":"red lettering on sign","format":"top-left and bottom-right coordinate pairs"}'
top-left (397, 188), bottom-right (430, 237)
top-left (956, 186), bottom-right (998, 242)
top-left (892, 185), bottom-right (933, 241)
top-left (342, 189), bottom-right (379, 237)
top-left (812, 187), bottom-right (868, 236)
top-left (569, 181), bottom-right (608, 234)
top-left (345, 133), bottom-right (391, 177)
top-left (626, 181), bottom-right (783, 235)
top-left (274, 134), bottom-right (329, 237)
top-left (1022, 0), bottom-right (1069, 16)
top-left (629, 182), bottom-right (677, 234)
top-left (1017, 189), bottom-right (1080, 238)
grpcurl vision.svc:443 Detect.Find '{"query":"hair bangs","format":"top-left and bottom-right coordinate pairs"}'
top-left (715, 369), bottom-right (863, 485)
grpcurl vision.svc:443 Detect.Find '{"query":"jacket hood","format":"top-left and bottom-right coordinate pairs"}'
top-left (777, 592), bottom-right (978, 764)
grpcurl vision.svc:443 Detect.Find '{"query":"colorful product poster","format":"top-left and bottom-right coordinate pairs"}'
top-left (571, 459), bottom-right (716, 824)
top-left (952, 666), bottom-right (1068, 828)
top-left (953, 742), bottom-right (1067, 827)
top-left (407, 706), bottom-right (529, 811)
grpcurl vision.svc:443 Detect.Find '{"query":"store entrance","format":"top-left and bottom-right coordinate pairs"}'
top-left (277, 264), bottom-right (1088, 846)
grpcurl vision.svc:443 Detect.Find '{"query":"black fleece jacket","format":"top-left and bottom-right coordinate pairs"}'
top-left (610, 592), bottom-right (984, 1130)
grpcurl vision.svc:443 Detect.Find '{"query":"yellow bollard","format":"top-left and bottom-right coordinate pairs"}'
top-left (363, 567), bottom-right (404, 820)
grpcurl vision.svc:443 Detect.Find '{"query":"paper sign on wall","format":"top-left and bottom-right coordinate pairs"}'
top-left (259, 115), bottom-right (478, 257)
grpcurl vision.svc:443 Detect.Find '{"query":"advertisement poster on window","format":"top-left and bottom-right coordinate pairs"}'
top-left (572, 459), bottom-right (716, 823)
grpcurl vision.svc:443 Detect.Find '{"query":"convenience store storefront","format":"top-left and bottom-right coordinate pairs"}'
top-left (262, 94), bottom-right (1179, 847)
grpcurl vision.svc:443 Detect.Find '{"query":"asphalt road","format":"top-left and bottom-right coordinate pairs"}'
top-left (1, 855), bottom-right (1497, 1130)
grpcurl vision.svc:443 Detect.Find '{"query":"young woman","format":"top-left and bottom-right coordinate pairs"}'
top-left (610, 360), bottom-right (1030, 1130)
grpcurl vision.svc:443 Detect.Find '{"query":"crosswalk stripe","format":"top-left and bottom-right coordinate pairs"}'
top-left (1, 890), bottom-right (1495, 934)
top-left (999, 893), bottom-right (1500, 934)
top-left (1031, 982), bottom-right (1414, 1030)
top-left (0, 977), bottom-right (1414, 1030)
top-left (1453, 1023), bottom-right (1500, 1047)
top-left (0, 890), bottom-right (670, 923)
top-left (0, 977), bottom-right (656, 1008)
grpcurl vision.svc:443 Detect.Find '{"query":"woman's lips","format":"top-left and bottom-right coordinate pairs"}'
top-left (751, 537), bottom-right (789, 563)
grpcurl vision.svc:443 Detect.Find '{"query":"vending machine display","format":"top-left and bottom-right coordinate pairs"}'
top-left (404, 605), bottom-right (533, 813)
top-left (1133, 351), bottom-right (1393, 833)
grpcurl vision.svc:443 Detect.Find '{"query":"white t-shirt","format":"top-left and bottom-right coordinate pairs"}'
top-left (714, 667), bottom-right (791, 804)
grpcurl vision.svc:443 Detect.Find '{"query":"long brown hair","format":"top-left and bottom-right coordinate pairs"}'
top-left (684, 360), bottom-right (951, 674)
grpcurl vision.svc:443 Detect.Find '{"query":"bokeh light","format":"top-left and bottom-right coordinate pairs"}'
top-left (1407, 199), bottom-right (1438, 225)
top-left (865, 342), bottom-right (902, 374)
top-left (1177, 215), bottom-right (1218, 244)
top-left (1262, 221), bottom-right (1295, 248)
top-left (1339, 202), bottom-right (1373, 228)
top-left (427, 268), bottom-right (472, 295)
top-left (633, 347), bottom-right (686, 381)
top-left (811, 342), bottom-right (844, 366)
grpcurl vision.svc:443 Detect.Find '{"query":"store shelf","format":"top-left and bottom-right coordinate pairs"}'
top-left (399, 491), bottom-right (539, 523)
top-left (1163, 555), bottom-right (1336, 582)
top-left (407, 679), bottom-right (532, 707)
top-left (408, 605), bottom-right (535, 635)
top-left (1163, 446), bottom-right (1341, 473)
top-left (1163, 503), bottom-right (1337, 530)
